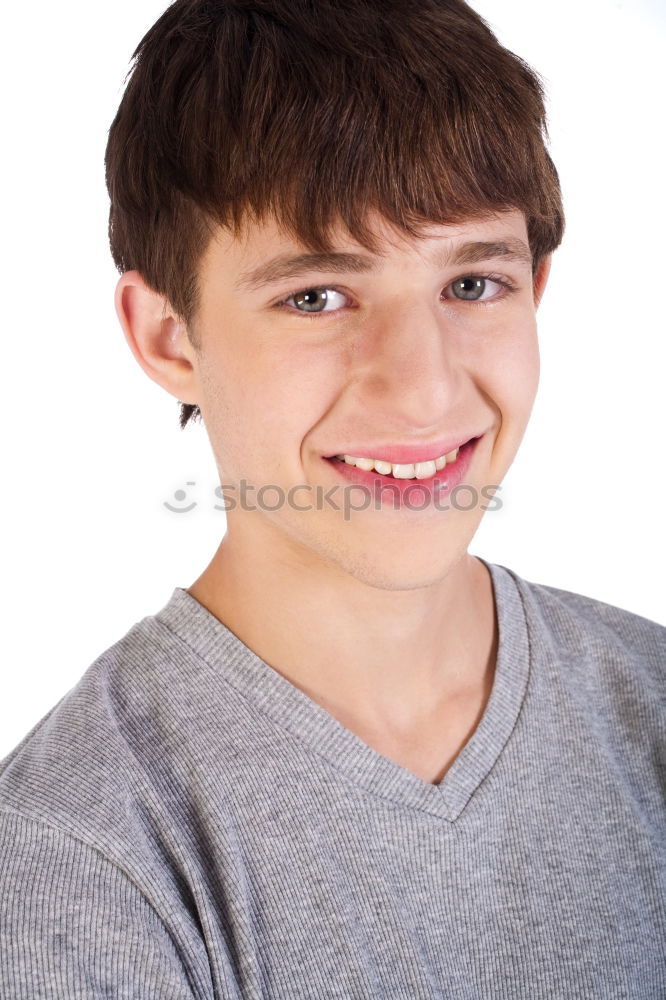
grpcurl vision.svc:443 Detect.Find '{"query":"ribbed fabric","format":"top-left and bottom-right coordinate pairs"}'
top-left (0, 560), bottom-right (664, 999)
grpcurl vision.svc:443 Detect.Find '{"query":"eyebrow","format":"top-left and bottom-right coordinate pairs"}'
top-left (234, 237), bottom-right (533, 291)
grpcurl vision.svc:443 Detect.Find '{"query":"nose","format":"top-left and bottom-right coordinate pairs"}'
top-left (351, 298), bottom-right (461, 429)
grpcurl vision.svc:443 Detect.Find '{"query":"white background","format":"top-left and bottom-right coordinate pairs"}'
top-left (1, 0), bottom-right (664, 758)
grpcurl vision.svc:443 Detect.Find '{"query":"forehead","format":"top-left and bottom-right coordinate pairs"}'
top-left (202, 207), bottom-right (532, 284)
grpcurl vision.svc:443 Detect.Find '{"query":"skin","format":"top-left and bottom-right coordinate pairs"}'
top-left (116, 207), bottom-right (551, 784)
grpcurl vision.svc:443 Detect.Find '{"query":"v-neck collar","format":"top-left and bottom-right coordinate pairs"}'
top-left (154, 558), bottom-right (531, 822)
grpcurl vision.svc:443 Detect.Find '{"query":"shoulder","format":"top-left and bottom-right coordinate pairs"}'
top-left (494, 562), bottom-right (665, 707)
top-left (0, 596), bottom-right (191, 862)
top-left (0, 596), bottom-right (223, 996)
top-left (511, 568), bottom-right (664, 655)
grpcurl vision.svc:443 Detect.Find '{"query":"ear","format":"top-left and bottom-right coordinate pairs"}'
top-left (532, 253), bottom-right (553, 310)
top-left (114, 271), bottom-right (199, 405)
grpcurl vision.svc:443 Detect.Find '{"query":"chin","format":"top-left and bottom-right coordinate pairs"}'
top-left (346, 562), bottom-right (463, 593)
top-left (327, 537), bottom-right (471, 592)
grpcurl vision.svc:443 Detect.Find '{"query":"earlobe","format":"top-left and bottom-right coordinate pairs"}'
top-left (114, 271), bottom-right (199, 405)
top-left (533, 254), bottom-right (553, 310)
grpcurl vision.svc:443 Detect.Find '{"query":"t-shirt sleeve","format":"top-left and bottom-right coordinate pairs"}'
top-left (0, 810), bottom-right (201, 1000)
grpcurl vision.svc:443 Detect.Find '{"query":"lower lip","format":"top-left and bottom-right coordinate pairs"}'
top-left (323, 437), bottom-right (481, 508)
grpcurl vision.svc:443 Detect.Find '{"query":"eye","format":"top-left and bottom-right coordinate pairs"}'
top-left (280, 286), bottom-right (349, 314)
top-left (445, 274), bottom-right (515, 302)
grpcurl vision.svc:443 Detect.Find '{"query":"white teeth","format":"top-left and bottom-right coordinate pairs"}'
top-left (336, 447), bottom-right (462, 479)
top-left (373, 460), bottom-right (392, 475)
top-left (414, 461), bottom-right (437, 479)
top-left (391, 464), bottom-right (416, 479)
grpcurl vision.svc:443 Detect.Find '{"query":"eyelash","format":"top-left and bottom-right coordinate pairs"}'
top-left (274, 273), bottom-right (519, 318)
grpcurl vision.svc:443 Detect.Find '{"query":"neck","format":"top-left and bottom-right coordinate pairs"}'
top-left (187, 521), bottom-right (497, 741)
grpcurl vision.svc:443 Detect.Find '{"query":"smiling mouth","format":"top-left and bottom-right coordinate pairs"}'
top-left (326, 436), bottom-right (479, 481)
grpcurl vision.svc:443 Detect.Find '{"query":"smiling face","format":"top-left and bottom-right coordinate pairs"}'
top-left (179, 207), bottom-right (550, 590)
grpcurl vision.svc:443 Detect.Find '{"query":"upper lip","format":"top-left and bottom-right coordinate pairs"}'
top-left (326, 434), bottom-right (480, 466)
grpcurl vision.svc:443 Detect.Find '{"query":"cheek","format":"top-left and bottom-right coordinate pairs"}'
top-left (198, 332), bottom-right (340, 470)
top-left (263, 352), bottom-right (344, 455)
top-left (464, 318), bottom-right (539, 449)
top-left (505, 335), bottom-right (539, 411)
top-left (518, 327), bottom-right (540, 408)
top-left (472, 325), bottom-right (539, 478)
top-left (487, 317), bottom-right (539, 400)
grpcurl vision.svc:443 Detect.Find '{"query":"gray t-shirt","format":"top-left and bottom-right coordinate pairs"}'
top-left (1, 560), bottom-right (664, 999)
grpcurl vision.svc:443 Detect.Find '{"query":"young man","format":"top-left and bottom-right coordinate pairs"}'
top-left (1, 1), bottom-right (664, 997)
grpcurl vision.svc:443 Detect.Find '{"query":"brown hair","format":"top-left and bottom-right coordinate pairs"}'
top-left (105, 0), bottom-right (565, 429)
